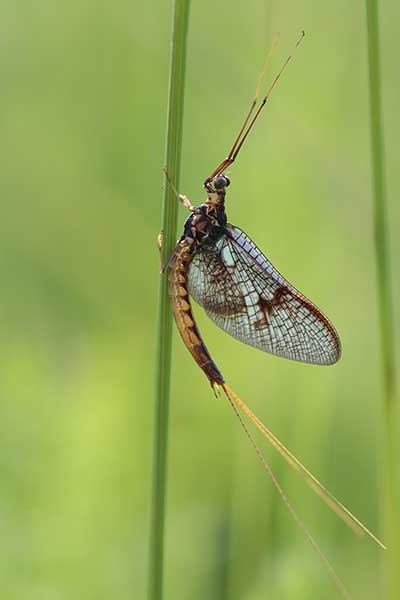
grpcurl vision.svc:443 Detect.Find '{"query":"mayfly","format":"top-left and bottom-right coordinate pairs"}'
top-left (162, 32), bottom-right (384, 597)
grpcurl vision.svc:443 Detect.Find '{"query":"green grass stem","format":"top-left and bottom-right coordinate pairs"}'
top-left (148, 2), bottom-right (191, 600)
top-left (365, 2), bottom-right (399, 598)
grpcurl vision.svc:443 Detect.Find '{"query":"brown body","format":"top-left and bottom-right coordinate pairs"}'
top-left (169, 238), bottom-right (224, 386)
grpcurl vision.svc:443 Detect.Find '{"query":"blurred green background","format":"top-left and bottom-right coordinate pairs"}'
top-left (1, 1), bottom-right (399, 598)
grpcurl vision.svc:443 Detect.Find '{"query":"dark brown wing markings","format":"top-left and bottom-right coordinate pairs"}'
top-left (187, 226), bottom-right (341, 366)
top-left (188, 246), bottom-right (246, 316)
top-left (255, 286), bottom-right (288, 330)
top-left (227, 226), bottom-right (341, 364)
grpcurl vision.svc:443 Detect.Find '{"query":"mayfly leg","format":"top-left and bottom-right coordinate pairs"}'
top-left (230, 31), bottom-right (305, 161)
top-left (162, 165), bottom-right (195, 212)
top-left (158, 166), bottom-right (194, 272)
top-left (157, 230), bottom-right (180, 274)
top-left (204, 31), bottom-right (305, 188)
top-left (204, 34), bottom-right (280, 189)
top-left (157, 230), bottom-right (165, 272)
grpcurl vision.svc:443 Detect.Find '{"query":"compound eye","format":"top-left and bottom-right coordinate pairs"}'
top-left (214, 175), bottom-right (230, 190)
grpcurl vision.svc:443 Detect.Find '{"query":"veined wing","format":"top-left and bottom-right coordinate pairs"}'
top-left (187, 225), bottom-right (341, 365)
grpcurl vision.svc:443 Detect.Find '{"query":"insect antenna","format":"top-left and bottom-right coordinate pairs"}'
top-left (221, 382), bottom-right (386, 549)
top-left (205, 31), bottom-right (305, 186)
top-left (221, 383), bottom-right (353, 600)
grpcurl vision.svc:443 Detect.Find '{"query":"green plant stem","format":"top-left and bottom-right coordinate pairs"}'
top-left (365, 2), bottom-right (398, 598)
top-left (148, 2), bottom-right (190, 600)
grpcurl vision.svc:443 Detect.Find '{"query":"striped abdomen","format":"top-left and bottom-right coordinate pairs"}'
top-left (169, 240), bottom-right (224, 386)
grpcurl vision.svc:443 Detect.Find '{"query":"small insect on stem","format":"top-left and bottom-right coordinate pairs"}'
top-left (162, 30), bottom-right (384, 600)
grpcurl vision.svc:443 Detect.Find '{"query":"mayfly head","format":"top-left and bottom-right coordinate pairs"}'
top-left (205, 173), bottom-right (231, 207)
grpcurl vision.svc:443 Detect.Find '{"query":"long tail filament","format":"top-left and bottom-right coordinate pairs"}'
top-left (221, 382), bottom-right (385, 549)
top-left (221, 382), bottom-right (353, 600)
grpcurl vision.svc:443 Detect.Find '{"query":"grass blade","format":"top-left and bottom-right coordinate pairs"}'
top-left (365, 2), bottom-right (398, 598)
top-left (148, 2), bottom-right (191, 600)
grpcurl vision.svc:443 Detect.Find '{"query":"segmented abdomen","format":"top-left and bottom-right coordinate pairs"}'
top-left (169, 240), bottom-right (224, 386)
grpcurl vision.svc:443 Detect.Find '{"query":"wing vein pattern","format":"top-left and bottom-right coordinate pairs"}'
top-left (187, 225), bottom-right (341, 366)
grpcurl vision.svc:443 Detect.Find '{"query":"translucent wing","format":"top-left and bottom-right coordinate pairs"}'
top-left (187, 225), bottom-right (341, 365)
